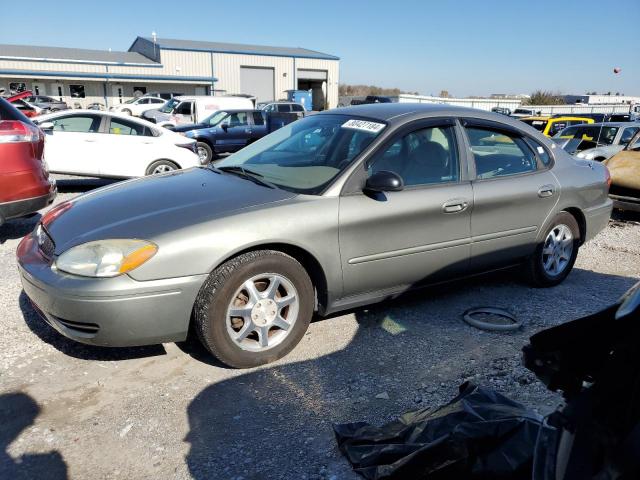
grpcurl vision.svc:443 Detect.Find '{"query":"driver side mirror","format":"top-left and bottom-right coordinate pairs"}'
top-left (365, 170), bottom-right (404, 192)
top-left (39, 121), bottom-right (54, 133)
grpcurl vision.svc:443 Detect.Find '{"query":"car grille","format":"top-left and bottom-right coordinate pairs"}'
top-left (36, 224), bottom-right (55, 259)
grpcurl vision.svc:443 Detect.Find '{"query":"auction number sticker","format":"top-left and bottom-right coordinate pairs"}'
top-left (342, 119), bottom-right (386, 133)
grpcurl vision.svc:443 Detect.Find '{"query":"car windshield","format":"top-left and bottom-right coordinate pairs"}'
top-left (215, 114), bottom-right (385, 195)
top-left (160, 98), bottom-right (180, 113)
top-left (554, 125), bottom-right (619, 145)
top-left (203, 111), bottom-right (229, 126)
top-left (521, 118), bottom-right (548, 131)
top-left (124, 97), bottom-right (139, 104)
top-left (257, 102), bottom-right (268, 110)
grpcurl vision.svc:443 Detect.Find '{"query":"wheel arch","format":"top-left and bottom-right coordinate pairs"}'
top-left (211, 242), bottom-right (329, 314)
top-left (562, 207), bottom-right (586, 245)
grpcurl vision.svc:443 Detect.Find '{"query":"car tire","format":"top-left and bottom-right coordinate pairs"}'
top-left (145, 159), bottom-right (179, 175)
top-left (194, 250), bottom-right (314, 368)
top-left (524, 212), bottom-right (580, 287)
top-left (196, 142), bottom-right (213, 163)
top-left (121, 109), bottom-right (132, 115)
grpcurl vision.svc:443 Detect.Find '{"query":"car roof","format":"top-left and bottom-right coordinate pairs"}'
top-left (36, 109), bottom-right (161, 128)
top-left (324, 103), bottom-right (498, 122)
top-left (575, 122), bottom-right (637, 127)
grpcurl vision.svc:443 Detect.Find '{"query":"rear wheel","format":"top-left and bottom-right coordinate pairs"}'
top-left (146, 159), bottom-right (179, 175)
top-left (524, 212), bottom-right (580, 287)
top-left (194, 250), bottom-right (314, 368)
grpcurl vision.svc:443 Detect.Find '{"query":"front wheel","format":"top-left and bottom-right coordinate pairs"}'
top-left (146, 159), bottom-right (179, 175)
top-left (194, 250), bottom-right (314, 368)
top-left (196, 142), bottom-right (213, 163)
top-left (524, 212), bottom-right (580, 287)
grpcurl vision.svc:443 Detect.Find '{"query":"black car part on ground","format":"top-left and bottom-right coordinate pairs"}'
top-left (524, 280), bottom-right (640, 480)
top-left (334, 382), bottom-right (543, 480)
top-left (335, 281), bottom-right (640, 480)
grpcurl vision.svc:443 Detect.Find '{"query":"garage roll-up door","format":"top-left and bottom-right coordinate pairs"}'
top-left (297, 69), bottom-right (327, 81)
top-left (240, 67), bottom-right (274, 103)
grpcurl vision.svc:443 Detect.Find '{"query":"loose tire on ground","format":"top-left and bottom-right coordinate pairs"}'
top-left (524, 211), bottom-right (580, 287)
top-left (194, 250), bottom-right (314, 368)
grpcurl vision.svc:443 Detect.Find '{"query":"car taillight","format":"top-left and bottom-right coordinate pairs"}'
top-left (177, 142), bottom-right (197, 154)
top-left (604, 165), bottom-right (612, 189)
top-left (0, 120), bottom-right (41, 143)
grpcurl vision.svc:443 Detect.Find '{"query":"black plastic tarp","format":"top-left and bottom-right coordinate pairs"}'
top-left (334, 382), bottom-right (542, 480)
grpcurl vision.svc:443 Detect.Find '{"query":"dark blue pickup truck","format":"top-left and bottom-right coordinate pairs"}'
top-left (173, 109), bottom-right (303, 162)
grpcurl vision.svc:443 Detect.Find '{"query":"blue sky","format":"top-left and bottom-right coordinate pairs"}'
top-left (1, 0), bottom-right (638, 97)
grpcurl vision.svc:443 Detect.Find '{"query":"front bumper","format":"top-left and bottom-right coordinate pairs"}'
top-left (0, 183), bottom-right (56, 224)
top-left (17, 233), bottom-right (207, 347)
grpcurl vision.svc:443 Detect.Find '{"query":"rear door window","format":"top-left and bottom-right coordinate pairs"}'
top-left (465, 126), bottom-right (538, 179)
top-left (292, 104), bottom-right (304, 112)
top-left (109, 118), bottom-right (152, 136)
top-left (620, 127), bottom-right (639, 145)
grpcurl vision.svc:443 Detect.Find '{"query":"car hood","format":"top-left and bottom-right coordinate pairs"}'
top-left (46, 167), bottom-right (296, 254)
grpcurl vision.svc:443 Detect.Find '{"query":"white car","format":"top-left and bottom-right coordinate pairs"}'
top-left (34, 110), bottom-right (202, 178)
top-left (109, 96), bottom-right (166, 117)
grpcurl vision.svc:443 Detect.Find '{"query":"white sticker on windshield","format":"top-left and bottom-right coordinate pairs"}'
top-left (537, 146), bottom-right (545, 154)
top-left (342, 119), bottom-right (385, 133)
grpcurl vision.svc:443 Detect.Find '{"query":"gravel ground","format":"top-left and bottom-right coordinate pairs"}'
top-left (1, 174), bottom-right (639, 480)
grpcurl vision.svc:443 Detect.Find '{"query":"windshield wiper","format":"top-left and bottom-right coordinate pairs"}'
top-left (217, 165), bottom-right (276, 189)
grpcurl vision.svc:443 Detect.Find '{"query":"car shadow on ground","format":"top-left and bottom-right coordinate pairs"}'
top-left (18, 291), bottom-right (166, 361)
top-left (0, 392), bottom-right (68, 479)
top-left (54, 177), bottom-right (119, 193)
top-left (182, 268), bottom-right (638, 480)
top-left (0, 214), bottom-right (41, 244)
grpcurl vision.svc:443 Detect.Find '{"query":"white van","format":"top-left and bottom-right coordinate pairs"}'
top-left (159, 96), bottom-right (254, 128)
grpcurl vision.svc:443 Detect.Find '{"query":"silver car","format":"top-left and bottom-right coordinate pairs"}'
top-left (17, 104), bottom-right (612, 368)
top-left (553, 122), bottom-right (640, 161)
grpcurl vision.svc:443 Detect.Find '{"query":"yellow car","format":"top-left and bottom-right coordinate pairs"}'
top-left (520, 116), bottom-right (594, 137)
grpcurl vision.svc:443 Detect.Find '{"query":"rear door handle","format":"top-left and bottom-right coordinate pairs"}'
top-left (442, 199), bottom-right (469, 214)
top-left (538, 185), bottom-right (555, 198)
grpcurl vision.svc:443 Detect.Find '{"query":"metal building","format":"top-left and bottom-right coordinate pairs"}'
top-left (0, 36), bottom-right (340, 110)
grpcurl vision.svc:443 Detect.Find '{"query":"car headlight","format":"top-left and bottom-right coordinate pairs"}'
top-left (55, 239), bottom-right (158, 277)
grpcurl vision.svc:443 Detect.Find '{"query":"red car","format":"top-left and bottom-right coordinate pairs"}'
top-left (7, 90), bottom-right (42, 118)
top-left (0, 97), bottom-right (56, 226)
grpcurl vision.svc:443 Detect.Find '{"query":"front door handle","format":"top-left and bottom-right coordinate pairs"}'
top-left (538, 185), bottom-right (555, 198)
top-left (442, 199), bottom-right (469, 214)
